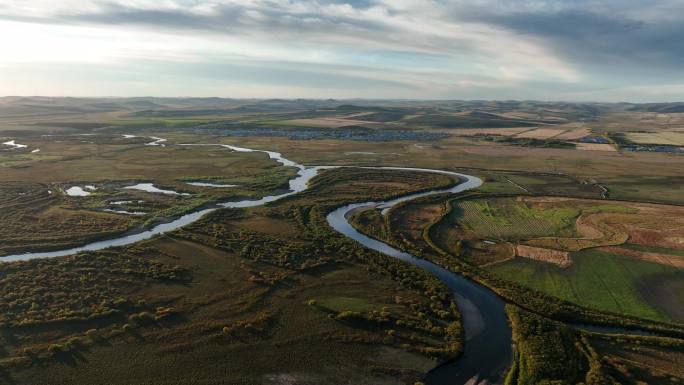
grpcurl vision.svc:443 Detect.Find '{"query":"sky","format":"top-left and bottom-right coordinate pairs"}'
top-left (0, 0), bottom-right (682, 101)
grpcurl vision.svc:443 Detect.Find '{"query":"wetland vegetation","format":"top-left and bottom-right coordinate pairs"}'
top-left (0, 97), bottom-right (682, 384)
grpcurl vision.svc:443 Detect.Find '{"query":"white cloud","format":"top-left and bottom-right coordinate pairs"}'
top-left (0, 0), bottom-right (679, 100)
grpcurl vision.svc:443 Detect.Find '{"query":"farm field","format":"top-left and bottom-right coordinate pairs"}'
top-left (552, 124), bottom-right (592, 140)
top-left (626, 131), bottom-right (684, 145)
top-left (439, 196), bottom-right (684, 256)
top-left (515, 128), bottom-right (568, 139)
top-left (489, 249), bottom-right (682, 322)
top-left (378, 194), bottom-right (683, 320)
top-left (374, 190), bottom-right (684, 324)
top-left (415, 193), bottom-right (684, 323)
top-left (267, 115), bottom-right (382, 128)
top-left (452, 198), bottom-right (580, 240)
top-left (353, 189), bottom-right (683, 321)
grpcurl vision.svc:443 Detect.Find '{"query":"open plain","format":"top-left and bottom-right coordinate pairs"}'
top-left (0, 98), bottom-right (682, 384)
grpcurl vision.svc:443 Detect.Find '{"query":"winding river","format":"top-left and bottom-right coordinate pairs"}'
top-left (327, 174), bottom-right (512, 385)
top-left (2, 144), bottom-right (511, 384)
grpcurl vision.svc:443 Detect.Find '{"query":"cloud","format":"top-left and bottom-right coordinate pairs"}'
top-left (0, 0), bottom-right (681, 100)
top-left (0, 0), bottom-right (578, 80)
top-left (453, 0), bottom-right (684, 73)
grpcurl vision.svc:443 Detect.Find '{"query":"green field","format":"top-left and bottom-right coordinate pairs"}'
top-left (490, 249), bottom-right (681, 322)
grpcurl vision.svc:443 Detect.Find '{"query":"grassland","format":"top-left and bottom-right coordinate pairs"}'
top-left (0, 136), bottom-right (299, 255)
top-left (0, 98), bottom-right (683, 383)
top-left (0, 167), bottom-right (466, 385)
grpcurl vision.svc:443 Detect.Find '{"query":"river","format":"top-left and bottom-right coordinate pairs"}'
top-left (1, 143), bottom-right (512, 384)
top-left (327, 174), bottom-right (511, 385)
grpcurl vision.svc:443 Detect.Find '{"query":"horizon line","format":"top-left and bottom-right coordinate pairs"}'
top-left (1, 95), bottom-right (682, 105)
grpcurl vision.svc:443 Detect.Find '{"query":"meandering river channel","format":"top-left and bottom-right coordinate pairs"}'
top-left (2, 143), bottom-right (511, 384)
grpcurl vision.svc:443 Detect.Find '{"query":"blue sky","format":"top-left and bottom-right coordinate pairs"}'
top-left (0, 0), bottom-right (682, 101)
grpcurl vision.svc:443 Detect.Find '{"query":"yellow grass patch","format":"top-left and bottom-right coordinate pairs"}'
top-left (515, 244), bottom-right (571, 267)
top-left (576, 143), bottom-right (617, 151)
top-left (515, 128), bottom-right (568, 139)
top-left (401, 113), bottom-right (426, 120)
top-left (626, 132), bottom-right (684, 146)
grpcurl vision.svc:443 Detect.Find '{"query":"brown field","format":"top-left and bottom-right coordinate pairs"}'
top-left (515, 245), bottom-right (571, 267)
top-left (515, 128), bottom-right (568, 139)
top-left (387, 200), bottom-right (447, 252)
top-left (497, 111), bottom-right (556, 121)
top-left (603, 201), bottom-right (684, 249)
top-left (282, 117), bottom-right (380, 128)
top-left (554, 127), bottom-right (592, 140)
top-left (575, 142), bottom-right (616, 151)
top-left (439, 195), bottom-right (684, 268)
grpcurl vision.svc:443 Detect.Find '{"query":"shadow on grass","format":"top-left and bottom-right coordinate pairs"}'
top-left (0, 368), bottom-right (16, 384)
top-left (0, 329), bottom-right (19, 347)
top-left (52, 348), bottom-right (89, 367)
